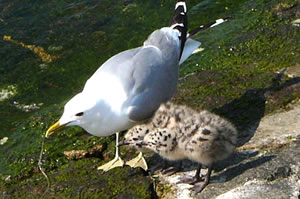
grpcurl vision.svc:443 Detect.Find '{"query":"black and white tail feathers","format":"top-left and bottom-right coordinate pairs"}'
top-left (188, 17), bottom-right (230, 37)
top-left (179, 18), bottom-right (229, 65)
top-left (169, 0), bottom-right (188, 59)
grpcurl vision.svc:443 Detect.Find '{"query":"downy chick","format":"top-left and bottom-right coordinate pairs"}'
top-left (141, 110), bottom-right (238, 194)
top-left (119, 102), bottom-right (196, 172)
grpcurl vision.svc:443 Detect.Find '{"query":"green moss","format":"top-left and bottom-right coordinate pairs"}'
top-left (176, 0), bottom-right (299, 113)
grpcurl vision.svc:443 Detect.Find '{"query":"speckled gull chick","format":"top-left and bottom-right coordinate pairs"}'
top-left (45, 0), bottom-right (199, 172)
top-left (121, 102), bottom-right (238, 194)
top-left (119, 102), bottom-right (197, 172)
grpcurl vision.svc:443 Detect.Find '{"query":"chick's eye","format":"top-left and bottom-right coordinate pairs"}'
top-left (75, 112), bottom-right (84, 117)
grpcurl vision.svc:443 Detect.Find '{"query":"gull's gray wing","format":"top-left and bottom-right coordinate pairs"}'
top-left (96, 44), bottom-right (179, 122)
top-left (125, 46), bottom-right (179, 122)
top-left (88, 29), bottom-right (180, 123)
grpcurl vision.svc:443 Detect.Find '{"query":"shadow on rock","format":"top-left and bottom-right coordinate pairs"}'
top-left (214, 69), bottom-right (300, 146)
top-left (146, 150), bottom-right (261, 175)
top-left (212, 154), bottom-right (275, 183)
top-left (214, 150), bottom-right (259, 172)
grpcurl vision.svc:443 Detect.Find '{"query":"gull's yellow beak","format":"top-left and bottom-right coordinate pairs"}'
top-left (45, 121), bottom-right (66, 138)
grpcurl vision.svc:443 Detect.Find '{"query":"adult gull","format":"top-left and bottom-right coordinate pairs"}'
top-left (46, 0), bottom-right (199, 172)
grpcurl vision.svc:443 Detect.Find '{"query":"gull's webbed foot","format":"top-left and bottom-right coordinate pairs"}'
top-left (177, 175), bottom-right (203, 185)
top-left (189, 181), bottom-right (209, 194)
top-left (125, 152), bottom-right (148, 171)
top-left (189, 164), bottom-right (213, 194)
top-left (98, 132), bottom-right (124, 172)
top-left (98, 155), bottom-right (124, 172)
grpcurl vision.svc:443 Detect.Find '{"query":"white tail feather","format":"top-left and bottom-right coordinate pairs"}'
top-left (210, 18), bottom-right (226, 28)
top-left (179, 38), bottom-right (201, 65)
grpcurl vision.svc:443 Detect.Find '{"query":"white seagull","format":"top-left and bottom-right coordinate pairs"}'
top-left (46, 0), bottom-right (199, 172)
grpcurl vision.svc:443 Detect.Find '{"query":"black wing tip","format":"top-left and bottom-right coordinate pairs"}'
top-left (170, 0), bottom-right (188, 58)
top-left (175, 0), bottom-right (187, 12)
top-left (170, 0), bottom-right (187, 26)
top-left (188, 17), bottom-right (232, 37)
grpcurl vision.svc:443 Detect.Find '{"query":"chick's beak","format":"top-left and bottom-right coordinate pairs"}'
top-left (136, 141), bottom-right (144, 147)
top-left (45, 121), bottom-right (66, 138)
top-left (117, 140), bottom-right (131, 147)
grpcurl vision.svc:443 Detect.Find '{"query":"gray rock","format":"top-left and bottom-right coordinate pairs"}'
top-left (286, 64), bottom-right (300, 78)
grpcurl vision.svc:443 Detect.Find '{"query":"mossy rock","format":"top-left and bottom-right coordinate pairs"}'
top-left (0, 0), bottom-right (299, 198)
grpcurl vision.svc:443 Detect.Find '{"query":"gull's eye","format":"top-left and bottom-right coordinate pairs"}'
top-left (75, 112), bottom-right (84, 117)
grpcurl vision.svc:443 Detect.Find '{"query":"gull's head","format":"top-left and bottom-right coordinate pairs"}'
top-left (46, 92), bottom-right (96, 138)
